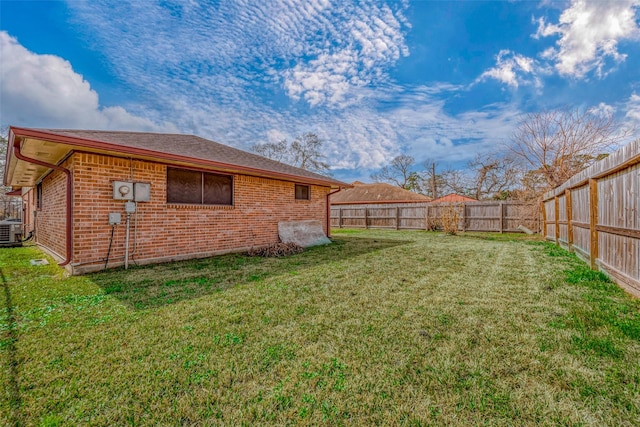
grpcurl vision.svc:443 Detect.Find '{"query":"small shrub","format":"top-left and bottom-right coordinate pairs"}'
top-left (440, 204), bottom-right (462, 235)
top-left (427, 203), bottom-right (462, 233)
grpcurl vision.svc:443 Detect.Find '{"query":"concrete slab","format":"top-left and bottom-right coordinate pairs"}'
top-left (278, 220), bottom-right (331, 248)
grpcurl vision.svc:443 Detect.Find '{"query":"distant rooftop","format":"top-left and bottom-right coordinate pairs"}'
top-left (330, 181), bottom-right (431, 205)
top-left (430, 193), bottom-right (478, 203)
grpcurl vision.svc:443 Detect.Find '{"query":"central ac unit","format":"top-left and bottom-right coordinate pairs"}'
top-left (0, 219), bottom-right (22, 246)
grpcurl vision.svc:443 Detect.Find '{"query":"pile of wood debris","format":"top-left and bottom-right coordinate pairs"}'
top-left (246, 242), bottom-right (304, 257)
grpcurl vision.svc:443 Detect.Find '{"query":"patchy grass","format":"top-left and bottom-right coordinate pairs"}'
top-left (1, 230), bottom-right (639, 426)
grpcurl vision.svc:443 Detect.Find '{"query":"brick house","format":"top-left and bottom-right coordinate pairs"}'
top-left (4, 127), bottom-right (347, 274)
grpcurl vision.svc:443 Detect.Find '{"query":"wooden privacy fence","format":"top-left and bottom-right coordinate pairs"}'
top-left (542, 138), bottom-right (640, 296)
top-left (330, 201), bottom-right (539, 233)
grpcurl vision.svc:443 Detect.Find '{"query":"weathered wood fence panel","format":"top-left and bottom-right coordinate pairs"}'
top-left (465, 203), bottom-right (500, 231)
top-left (570, 185), bottom-right (590, 258)
top-left (399, 206), bottom-right (427, 230)
top-left (332, 207), bottom-right (367, 228)
top-left (504, 203), bottom-right (539, 233)
top-left (558, 194), bottom-right (568, 245)
top-left (331, 201), bottom-right (539, 233)
top-left (330, 203), bottom-right (429, 230)
top-left (542, 138), bottom-right (640, 297)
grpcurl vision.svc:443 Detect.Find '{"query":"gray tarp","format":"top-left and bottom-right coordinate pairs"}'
top-left (278, 220), bottom-right (331, 247)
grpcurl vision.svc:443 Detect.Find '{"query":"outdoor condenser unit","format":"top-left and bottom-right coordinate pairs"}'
top-left (0, 219), bottom-right (22, 246)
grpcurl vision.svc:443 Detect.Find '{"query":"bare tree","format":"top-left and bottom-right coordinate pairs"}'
top-left (439, 168), bottom-right (471, 197)
top-left (251, 132), bottom-right (330, 175)
top-left (373, 153), bottom-right (520, 200)
top-left (510, 108), bottom-right (634, 192)
top-left (422, 161), bottom-right (440, 199)
top-left (420, 161), bottom-right (476, 199)
top-left (518, 169), bottom-right (549, 201)
top-left (421, 160), bottom-right (466, 198)
top-left (468, 153), bottom-right (520, 200)
top-left (290, 133), bottom-right (330, 174)
top-left (371, 155), bottom-right (421, 191)
top-left (251, 139), bottom-right (289, 163)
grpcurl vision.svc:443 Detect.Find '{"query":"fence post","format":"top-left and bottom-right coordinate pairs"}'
top-left (338, 208), bottom-right (343, 228)
top-left (589, 179), bottom-right (599, 269)
top-left (499, 202), bottom-right (504, 233)
top-left (426, 205), bottom-right (430, 230)
top-left (461, 203), bottom-right (466, 232)
top-left (540, 201), bottom-right (546, 236)
top-left (395, 207), bottom-right (400, 230)
top-left (364, 208), bottom-right (368, 229)
top-left (565, 189), bottom-right (573, 252)
top-left (554, 196), bottom-right (560, 245)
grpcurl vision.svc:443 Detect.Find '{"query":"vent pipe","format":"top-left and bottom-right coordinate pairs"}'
top-left (326, 187), bottom-right (342, 238)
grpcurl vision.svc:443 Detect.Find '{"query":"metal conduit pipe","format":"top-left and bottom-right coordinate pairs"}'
top-left (326, 187), bottom-right (342, 238)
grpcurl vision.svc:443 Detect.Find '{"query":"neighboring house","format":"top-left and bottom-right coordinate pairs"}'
top-left (330, 181), bottom-right (431, 205)
top-left (430, 193), bottom-right (478, 203)
top-left (3, 127), bottom-right (347, 274)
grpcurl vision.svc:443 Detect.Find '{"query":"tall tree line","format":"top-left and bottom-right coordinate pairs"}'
top-left (370, 107), bottom-right (636, 201)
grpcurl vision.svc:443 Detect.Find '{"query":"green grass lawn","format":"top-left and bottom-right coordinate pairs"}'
top-left (1, 230), bottom-right (639, 426)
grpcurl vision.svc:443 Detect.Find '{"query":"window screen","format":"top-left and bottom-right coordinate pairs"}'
top-left (295, 184), bottom-right (310, 200)
top-left (203, 173), bottom-right (232, 205)
top-left (167, 167), bottom-right (232, 205)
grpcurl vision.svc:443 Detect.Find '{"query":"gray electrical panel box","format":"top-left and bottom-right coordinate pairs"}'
top-left (108, 212), bottom-right (121, 225)
top-left (113, 181), bottom-right (134, 200)
top-left (134, 182), bottom-right (151, 202)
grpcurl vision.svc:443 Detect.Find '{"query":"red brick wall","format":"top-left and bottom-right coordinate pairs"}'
top-left (71, 152), bottom-right (330, 273)
top-left (31, 157), bottom-right (73, 259)
top-left (22, 188), bottom-right (35, 234)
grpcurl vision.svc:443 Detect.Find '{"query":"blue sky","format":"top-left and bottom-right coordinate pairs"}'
top-left (1, 0), bottom-right (639, 183)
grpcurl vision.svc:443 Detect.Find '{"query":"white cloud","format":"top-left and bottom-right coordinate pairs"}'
top-left (154, 81), bottom-right (518, 172)
top-left (534, 0), bottom-right (640, 78)
top-left (394, 103), bottom-right (521, 164)
top-left (266, 129), bottom-right (289, 143)
top-left (625, 93), bottom-right (640, 123)
top-left (14, 2), bottom-right (529, 178)
top-left (284, 56), bottom-right (354, 107)
top-left (330, 86), bottom-right (522, 168)
top-left (0, 32), bottom-right (174, 131)
top-left (477, 50), bottom-right (541, 88)
top-left (67, 1), bottom-right (409, 110)
top-left (0, 25), bottom-right (522, 176)
top-left (55, 1), bottom-right (418, 170)
top-left (588, 102), bottom-right (616, 117)
top-left (281, 3), bottom-right (410, 107)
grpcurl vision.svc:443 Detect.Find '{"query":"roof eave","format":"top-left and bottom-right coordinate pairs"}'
top-left (8, 127), bottom-right (347, 188)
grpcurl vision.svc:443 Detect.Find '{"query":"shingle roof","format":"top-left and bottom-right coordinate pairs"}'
top-left (330, 182), bottom-right (431, 204)
top-left (430, 193), bottom-right (478, 203)
top-left (16, 128), bottom-right (347, 187)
